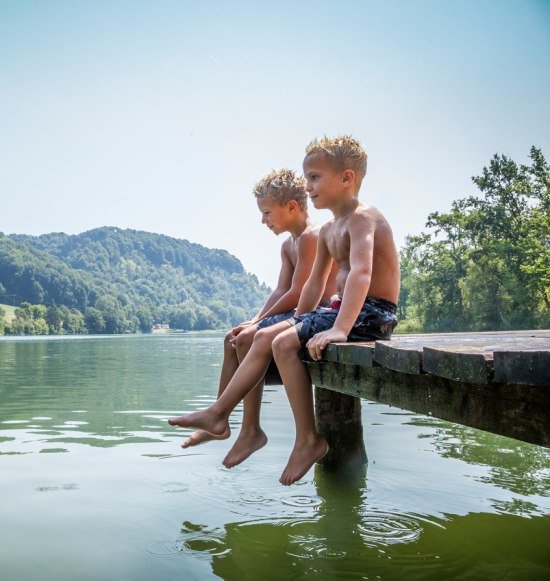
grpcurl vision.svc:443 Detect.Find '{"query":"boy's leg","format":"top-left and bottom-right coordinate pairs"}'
top-left (272, 326), bottom-right (328, 486)
top-left (181, 329), bottom-right (241, 448)
top-left (222, 328), bottom-right (267, 467)
top-left (168, 321), bottom-right (291, 438)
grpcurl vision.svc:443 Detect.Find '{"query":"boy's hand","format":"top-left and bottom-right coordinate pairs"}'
top-left (306, 329), bottom-right (347, 361)
top-left (230, 320), bottom-right (255, 340)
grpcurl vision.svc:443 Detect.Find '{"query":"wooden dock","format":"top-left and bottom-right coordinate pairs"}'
top-left (267, 330), bottom-right (550, 469)
top-left (306, 330), bottom-right (550, 462)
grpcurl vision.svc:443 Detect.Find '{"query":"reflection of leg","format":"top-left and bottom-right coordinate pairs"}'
top-left (273, 328), bottom-right (328, 485)
top-left (181, 330), bottom-right (238, 448)
top-left (169, 322), bottom-right (289, 439)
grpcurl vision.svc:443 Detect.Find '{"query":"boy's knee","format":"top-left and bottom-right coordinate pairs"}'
top-left (253, 327), bottom-right (274, 352)
top-left (223, 330), bottom-right (234, 349)
top-left (272, 331), bottom-right (299, 361)
top-left (235, 327), bottom-right (255, 351)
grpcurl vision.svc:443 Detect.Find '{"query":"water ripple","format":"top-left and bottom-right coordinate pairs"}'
top-left (281, 495), bottom-right (323, 508)
top-left (357, 510), bottom-right (437, 547)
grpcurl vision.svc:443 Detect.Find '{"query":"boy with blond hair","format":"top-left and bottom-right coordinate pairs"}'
top-left (272, 135), bottom-right (400, 484)
top-left (172, 169), bottom-right (337, 468)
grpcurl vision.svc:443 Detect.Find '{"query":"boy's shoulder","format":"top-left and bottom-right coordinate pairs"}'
top-left (348, 203), bottom-right (387, 228)
top-left (299, 222), bottom-right (320, 238)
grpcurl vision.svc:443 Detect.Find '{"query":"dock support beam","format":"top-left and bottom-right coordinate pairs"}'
top-left (314, 386), bottom-right (367, 471)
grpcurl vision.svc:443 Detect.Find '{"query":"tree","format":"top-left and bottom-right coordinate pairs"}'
top-left (10, 303), bottom-right (48, 335)
top-left (169, 302), bottom-right (197, 330)
top-left (399, 147), bottom-right (550, 332)
top-left (85, 307), bottom-right (106, 334)
top-left (0, 305), bottom-right (5, 335)
top-left (46, 305), bottom-right (63, 334)
top-left (95, 296), bottom-right (131, 334)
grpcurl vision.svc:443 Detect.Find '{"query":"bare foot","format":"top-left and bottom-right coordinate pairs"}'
top-left (181, 428), bottom-right (230, 449)
top-left (222, 429), bottom-right (268, 468)
top-left (168, 409), bottom-right (229, 438)
top-left (279, 436), bottom-right (328, 486)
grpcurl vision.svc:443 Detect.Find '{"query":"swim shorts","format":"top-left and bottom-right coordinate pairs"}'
top-left (289, 297), bottom-right (398, 345)
top-left (256, 310), bottom-right (296, 329)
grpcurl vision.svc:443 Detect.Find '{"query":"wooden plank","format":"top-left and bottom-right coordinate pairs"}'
top-left (374, 339), bottom-right (424, 374)
top-left (375, 332), bottom-right (550, 378)
top-left (494, 350), bottom-right (550, 387)
top-left (423, 346), bottom-right (493, 384)
top-left (322, 342), bottom-right (375, 367)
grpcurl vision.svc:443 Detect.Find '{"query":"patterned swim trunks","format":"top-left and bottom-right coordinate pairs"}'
top-left (256, 310), bottom-right (296, 329)
top-left (289, 297), bottom-right (398, 345)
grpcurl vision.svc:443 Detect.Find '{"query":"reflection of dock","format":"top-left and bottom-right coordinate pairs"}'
top-left (307, 331), bottom-right (550, 451)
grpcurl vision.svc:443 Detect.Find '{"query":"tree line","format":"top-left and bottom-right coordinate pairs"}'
top-left (0, 227), bottom-right (268, 335)
top-left (398, 146), bottom-right (549, 332)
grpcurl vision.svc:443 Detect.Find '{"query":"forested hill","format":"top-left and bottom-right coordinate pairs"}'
top-left (0, 227), bottom-right (269, 334)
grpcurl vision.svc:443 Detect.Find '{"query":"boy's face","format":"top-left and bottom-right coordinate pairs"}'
top-left (303, 153), bottom-right (345, 209)
top-left (257, 197), bottom-right (293, 235)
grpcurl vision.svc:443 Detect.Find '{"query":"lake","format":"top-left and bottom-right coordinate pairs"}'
top-left (0, 333), bottom-right (549, 580)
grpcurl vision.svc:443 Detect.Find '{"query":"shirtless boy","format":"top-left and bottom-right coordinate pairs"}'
top-left (171, 169), bottom-right (337, 468)
top-left (271, 135), bottom-right (400, 485)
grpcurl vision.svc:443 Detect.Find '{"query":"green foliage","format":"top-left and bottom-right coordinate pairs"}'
top-left (0, 227), bottom-right (269, 335)
top-left (85, 308), bottom-right (106, 334)
top-left (399, 147), bottom-right (550, 332)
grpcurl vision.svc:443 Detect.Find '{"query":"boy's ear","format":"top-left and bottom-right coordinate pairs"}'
top-left (287, 199), bottom-right (299, 212)
top-left (342, 169), bottom-right (355, 186)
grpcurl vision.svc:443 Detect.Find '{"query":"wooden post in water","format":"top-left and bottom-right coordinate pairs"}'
top-left (314, 386), bottom-right (367, 471)
top-left (265, 360), bottom-right (368, 471)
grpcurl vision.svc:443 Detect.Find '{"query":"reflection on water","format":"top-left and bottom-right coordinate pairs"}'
top-left (155, 467), bottom-right (550, 580)
top-left (408, 417), bottom-right (550, 499)
top-left (1, 334), bottom-right (549, 580)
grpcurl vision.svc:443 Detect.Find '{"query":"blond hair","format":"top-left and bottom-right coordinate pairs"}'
top-left (253, 169), bottom-right (307, 210)
top-left (305, 135), bottom-right (367, 180)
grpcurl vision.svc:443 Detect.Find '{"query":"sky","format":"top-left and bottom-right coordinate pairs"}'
top-left (1, 0), bottom-right (549, 288)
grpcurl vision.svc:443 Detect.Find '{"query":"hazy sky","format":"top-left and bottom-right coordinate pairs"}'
top-left (1, 0), bottom-right (549, 287)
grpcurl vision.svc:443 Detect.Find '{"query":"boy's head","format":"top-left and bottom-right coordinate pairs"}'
top-left (253, 169), bottom-right (307, 210)
top-left (253, 169), bottom-right (308, 236)
top-left (304, 135), bottom-right (367, 187)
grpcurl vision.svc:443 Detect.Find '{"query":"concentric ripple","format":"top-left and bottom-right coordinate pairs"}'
top-left (357, 511), bottom-right (426, 547)
top-left (281, 495), bottom-right (322, 508)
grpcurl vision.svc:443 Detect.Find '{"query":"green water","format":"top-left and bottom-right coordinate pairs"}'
top-left (0, 334), bottom-right (549, 580)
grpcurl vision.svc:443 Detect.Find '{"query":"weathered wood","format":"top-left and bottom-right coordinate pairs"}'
top-left (494, 350), bottom-right (550, 387)
top-left (423, 346), bottom-right (493, 384)
top-left (306, 360), bottom-right (550, 447)
top-left (314, 386), bottom-right (367, 470)
top-left (264, 331), bottom-right (550, 450)
top-left (375, 338), bottom-right (424, 374)
top-left (322, 342), bottom-right (375, 367)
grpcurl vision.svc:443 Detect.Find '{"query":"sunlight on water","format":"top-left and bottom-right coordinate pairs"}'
top-left (1, 334), bottom-right (549, 580)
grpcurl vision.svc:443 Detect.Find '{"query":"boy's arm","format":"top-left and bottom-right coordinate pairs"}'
top-left (306, 214), bottom-right (374, 360)
top-left (295, 225), bottom-right (334, 316)
top-left (255, 231), bottom-right (317, 321)
top-left (234, 239), bottom-right (294, 333)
